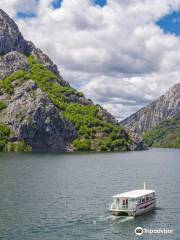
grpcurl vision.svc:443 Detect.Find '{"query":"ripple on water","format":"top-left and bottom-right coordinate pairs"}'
top-left (0, 149), bottom-right (180, 240)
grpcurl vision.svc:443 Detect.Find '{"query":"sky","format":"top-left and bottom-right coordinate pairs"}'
top-left (1, 0), bottom-right (180, 120)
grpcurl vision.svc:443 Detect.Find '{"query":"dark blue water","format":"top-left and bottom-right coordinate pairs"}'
top-left (0, 149), bottom-right (179, 240)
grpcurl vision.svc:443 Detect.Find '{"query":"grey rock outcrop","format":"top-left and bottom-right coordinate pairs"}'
top-left (0, 51), bottom-right (28, 79)
top-left (121, 83), bottom-right (180, 133)
top-left (0, 9), bottom-right (66, 82)
top-left (0, 9), bottom-right (30, 55)
top-left (97, 105), bottom-right (118, 125)
top-left (0, 80), bottom-right (77, 152)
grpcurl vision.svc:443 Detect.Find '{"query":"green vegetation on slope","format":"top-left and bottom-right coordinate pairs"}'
top-left (0, 55), bottom-right (132, 151)
top-left (4, 141), bottom-right (32, 152)
top-left (0, 123), bottom-right (10, 151)
top-left (0, 70), bottom-right (28, 95)
top-left (0, 123), bottom-right (32, 152)
top-left (143, 116), bottom-right (180, 148)
top-left (27, 56), bottom-right (131, 151)
top-left (0, 101), bottom-right (6, 111)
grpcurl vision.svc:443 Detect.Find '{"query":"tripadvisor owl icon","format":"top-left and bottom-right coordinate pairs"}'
top-left (135, 227), bottom-right (144, 236)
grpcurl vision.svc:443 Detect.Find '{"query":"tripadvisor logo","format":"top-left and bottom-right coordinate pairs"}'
top-left (135, 227), bottom-right (173, 236)
top-left (135, 227), bottom-right (144, 236)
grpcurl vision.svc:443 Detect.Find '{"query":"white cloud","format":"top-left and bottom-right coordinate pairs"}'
top-left (102, 103), bottom-right (144, 120)
top-left (0, 0), bottom-right (38, 17)
top-left (81, 71), bottom-right (180, 119)
top-left (1, 0), bottom-right (180, 120)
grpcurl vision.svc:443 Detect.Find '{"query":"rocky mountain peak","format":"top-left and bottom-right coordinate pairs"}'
top-left (0, 8), bottom-right (62, 77)
top-left (167, 82), bottom-right (180, 99)
top-left (121, 83), bottom-right (180, 134)
top-left (0, 9), bottom-right (30, 55)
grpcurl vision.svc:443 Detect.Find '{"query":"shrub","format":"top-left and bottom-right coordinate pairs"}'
top-left (0, 101), bottom-right (6, 111)
top-left (5, 141), bottom-right (32, 152)
top-left (0, 123), bottom-right (11, 151)
top-left (73, 138), bottom-right (91, 151)
top-left (0, 123), bottom-right (11, 138)
top-left (0, 69), bottom-right (27, 95)
top-left (77, 92), bottom-right (84, 97)
top-left (0, 139), bottom-right (6, 151)
top-left (100, 145), bottom-right (108, 151)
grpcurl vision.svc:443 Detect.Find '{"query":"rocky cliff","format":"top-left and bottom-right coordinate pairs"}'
top-left (0, 9), bottom-right (30, 56)
top-left (121, 83), bottom-right (180, 134)
top-left (0, 9), bottom-right (144, 152)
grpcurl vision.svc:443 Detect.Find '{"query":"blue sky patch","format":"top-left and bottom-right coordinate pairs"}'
top-left (51, 0), bottom-right (63, 9)
top-left (156, 11), bottom-right (180, 35)
top-left (51, 0), bottom-right (107, 9)
top-left (16, 12), bottom-right (36, 19)
top-left (94, 0), bottom-right (107, 7)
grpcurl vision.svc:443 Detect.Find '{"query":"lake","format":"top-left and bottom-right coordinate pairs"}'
top-left (0, 148), bottom-right (179, 240)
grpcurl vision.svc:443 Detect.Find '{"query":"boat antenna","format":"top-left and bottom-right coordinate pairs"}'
top-left (144, 182), bottom-right (146, 190)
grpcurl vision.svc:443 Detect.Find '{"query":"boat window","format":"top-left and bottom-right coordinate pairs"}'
top-left (117, 198), bottom-right (119, 203)
top-left (142, 197), bottom-right (145, 203)
top-left (138, 198), bottom-right (141, 204)
top-left (153, 193), bottom-right (155, 198)
top-left (123, 199), bottom-right (125, 207)
top-left (146, 195), bottom-right (149, 201)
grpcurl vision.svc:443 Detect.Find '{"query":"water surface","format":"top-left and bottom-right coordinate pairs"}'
top-left (0, 149), bottom-right (179, 240)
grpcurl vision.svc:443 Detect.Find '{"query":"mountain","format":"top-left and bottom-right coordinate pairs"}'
top-left (143, 116), bottom-right (180, 148)
top-left (121, 83), bottom-right (180, 134)
top-left (121, 83), bottom-right (180, 148)
top-left (0, 9), bottom-right (144, 152)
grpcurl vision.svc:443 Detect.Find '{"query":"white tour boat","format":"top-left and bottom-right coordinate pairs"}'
top-left (109, 183), bottom-right (156, 217)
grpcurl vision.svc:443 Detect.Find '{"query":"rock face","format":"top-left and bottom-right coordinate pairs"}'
top-left (97, 105), bottom-right (118, 125)
top-left (0, 51), bottom-right (28, 79)
top-left (0, 80), bottom-right (77, 152)
top-left (121, 83), bottom-right (180, 134)
top-left (0, 9), bottom-right (62, 78)
top-left (0, 9), bottom-right (30, 55)
top-left (0, 8), bottom-right (145, 152)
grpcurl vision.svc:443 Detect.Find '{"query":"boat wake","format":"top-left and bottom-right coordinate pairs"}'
top-left (105, 215), bottom-right (134, 226)
top-left (117, 216), bottom-right (134, 223)
top-left (94, 214), bottom-right (134, 227)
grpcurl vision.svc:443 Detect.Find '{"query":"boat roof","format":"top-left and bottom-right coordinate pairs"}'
top-left (112, 189), bottom-right (155, 199)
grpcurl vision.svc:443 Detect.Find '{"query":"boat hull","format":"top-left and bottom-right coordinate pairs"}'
top-left (135, 199), bottom-right (156, 216)
top-left (109, 199), bottom-right (156, 217)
